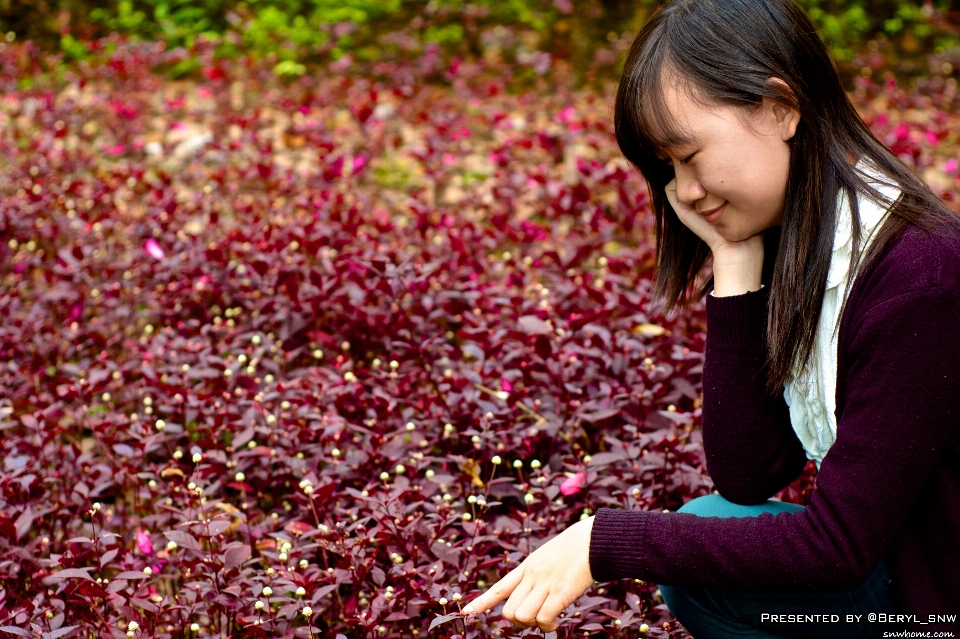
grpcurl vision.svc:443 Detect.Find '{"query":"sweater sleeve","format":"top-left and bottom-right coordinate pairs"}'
top-left (588, 283), bottom-right (960, 593)
top-left (699, 286), bottom-right (808, 504)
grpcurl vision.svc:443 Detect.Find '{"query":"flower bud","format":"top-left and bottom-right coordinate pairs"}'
top-left (491, 455), bottom-right (502, 465)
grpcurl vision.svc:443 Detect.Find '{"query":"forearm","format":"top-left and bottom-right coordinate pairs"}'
top-left (701, 287), bottom-right (807, 503)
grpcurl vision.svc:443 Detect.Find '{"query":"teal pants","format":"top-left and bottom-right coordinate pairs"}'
top-left (658, 494), bottom-right (898, 639)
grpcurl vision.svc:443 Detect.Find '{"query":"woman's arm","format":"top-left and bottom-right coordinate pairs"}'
top-left (700, 286), bottom-right (808, 504)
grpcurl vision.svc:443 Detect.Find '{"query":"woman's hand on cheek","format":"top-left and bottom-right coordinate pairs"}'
top-left (665, 177), bottom-right (728, 252)
top-left (461, 516), bottom-right (596, 633)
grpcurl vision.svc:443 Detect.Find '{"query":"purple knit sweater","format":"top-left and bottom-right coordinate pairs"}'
top-left (588, 221), bottom-right (960, 632)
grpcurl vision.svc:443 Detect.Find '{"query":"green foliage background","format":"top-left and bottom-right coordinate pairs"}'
top-left (0, 0), bottom-right (958, 78)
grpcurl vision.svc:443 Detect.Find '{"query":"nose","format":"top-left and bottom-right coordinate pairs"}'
top-left (674, 165), bottom-right (707, 205)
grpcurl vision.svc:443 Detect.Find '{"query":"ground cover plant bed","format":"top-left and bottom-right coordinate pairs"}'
top-left (0, 38), bottom-right (959, 639)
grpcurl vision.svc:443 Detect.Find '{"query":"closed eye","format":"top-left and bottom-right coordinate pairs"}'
top-left (666, 153), bottom-right (696, 167)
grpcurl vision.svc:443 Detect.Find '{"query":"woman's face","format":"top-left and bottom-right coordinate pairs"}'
top-left (656, 77), bottom-right (801, 242)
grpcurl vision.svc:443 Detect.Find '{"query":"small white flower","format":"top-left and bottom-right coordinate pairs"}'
top-left (439, 597), bottom-right (448, 606)
top-left (278, 552), bottom-right (287, 561)
top-left (425, 469), bottom-right (435, 478)
top-left (344, 371), bottom-right (357, 382)
top-left (467, 495), bottom-right (477, 504)
top-left (389, 360), bottom-right (399, 369)
top-left (462, 513), bottom-right (472, 521)
top-left (312, 349), bottom-right (323, 359)
top-left (192, 453), bottom-right (202, 463)
top-left (143, 566), bottom-right (152, 575)
top-left (128, 621), bottom-right (139, 631)
top-left (235, 472), bottom-right (245, 482)
top-left (524, 493), bottom-right (535, 504)
top-left (296, 586), bottom-right (306, 596)
top-left (491, 455), bottom-right (502, 465)
top-left (262, 586), bottom-right (273, 596)
top-left (530, 459), bottom-right (541, 469)
top-left (173, 450), bottom-right (183, 460)
top-left (101, 392), bottom-right (112, 402)
top-left (405, 421), bottom-right (415, 431)
top-left (166, 540), bottom-right (178, 551)
top-left (252, 335), bottom-right (261, 345)
top-left (254, 600), bottom-right (264, 610)
top-left (223, 368), bottom-right (232, 377)
top-left (639, 623), bottom-right (650, 632)
top-left (303, 485), bottom-right (314, 495)
top-left (331, 448), bottom-right (341, 457)
top-left (266, 414), bottom-right (276, 424)
top-left (299, 559), bottom-right (308, 569)
top-left (155, 419), bottom-right (165, 431)
top-left (452, 593), bottom-right (461, 602)
top-left (395, 464), bottom-right (405, 474)
top-left (301, 606), bottom-right (313, 617)
top-left (494, 391), bottom-right (509, 400)
top-left (380, 471), bottom-right (390, 481)
top-left (513, 459), bottom-right (523, 469)
top-left (190, 623), bottom-right (200, 632)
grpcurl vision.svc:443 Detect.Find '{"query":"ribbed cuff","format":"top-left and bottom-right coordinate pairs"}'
top-left (705, 286), bottom-right (770, 351)
top-left (588, 507), bottom-right (649, 583)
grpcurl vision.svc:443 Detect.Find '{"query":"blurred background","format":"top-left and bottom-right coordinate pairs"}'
top-left (1, 0), bottom-right (958, 85)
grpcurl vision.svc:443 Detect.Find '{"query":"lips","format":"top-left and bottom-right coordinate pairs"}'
top-left (699, 203), bottom-right (725, 223)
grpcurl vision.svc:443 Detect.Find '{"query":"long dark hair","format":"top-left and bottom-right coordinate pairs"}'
top-left (615, 0), bottom-right (960, 395)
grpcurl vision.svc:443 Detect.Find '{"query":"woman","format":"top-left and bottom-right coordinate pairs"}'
top-left (463, 0), bottom-right (960, 637)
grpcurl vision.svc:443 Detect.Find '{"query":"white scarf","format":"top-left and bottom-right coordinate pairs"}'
top-left (783, 160), bottom-right (901, 468)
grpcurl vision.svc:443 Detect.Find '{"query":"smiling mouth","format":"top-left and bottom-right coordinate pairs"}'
top-left (699, 203), bottom-right (725, 222)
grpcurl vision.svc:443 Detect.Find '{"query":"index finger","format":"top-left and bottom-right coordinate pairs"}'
top-left (462, 565), bottom-right (524, 615)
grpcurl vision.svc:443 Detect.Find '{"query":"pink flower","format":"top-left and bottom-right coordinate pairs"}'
top-left (501, 379), bottom-right (513, 392)
top-left (945, 159), bottom-right (959, 175)
top-left (136, 529), bottom-right (154, 556)
top-left (352, 155), bottom-right (367, 174)
top-left (144, 239), bottom-right (165, 260)
top-left (104, 144), bottom-right (125, 156)
top-left (559, 106), bottom-right (576, 123)
top-left (924, 130), bottom-right (939, 146)
top-left (895, 123), bottom-right (909, 142)
top-left (559, 472), bottom-right (586, 496)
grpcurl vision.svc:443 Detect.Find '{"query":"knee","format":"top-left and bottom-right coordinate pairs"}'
top-left (675, 494), bottom-right (730, 516)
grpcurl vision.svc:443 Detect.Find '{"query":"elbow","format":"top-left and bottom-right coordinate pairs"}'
top-left (710, 482), bottom-right (774, 507)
